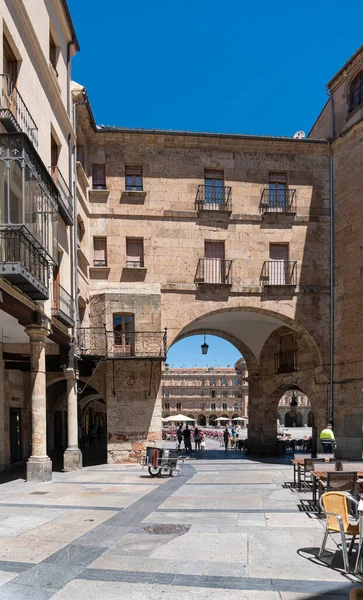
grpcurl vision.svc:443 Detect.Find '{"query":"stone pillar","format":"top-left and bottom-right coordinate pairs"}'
top-left (247, 377), bottom-right (278, 456)
top-left (63, 368), bottom-right (82, 471)
top-left (25, 325), bottom-right (52, 482)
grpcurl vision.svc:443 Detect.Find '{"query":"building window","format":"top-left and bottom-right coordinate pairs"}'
top-left (176, 402), bottom-right (182, 410)
top-left (349, 72), bottom-right (363, 112)
top-left (210, 378), bottom-right (216, 386)
top-left (164, 402), bottom-right (170, 410)
top-left (222, 379), bottom-right (227, 386)
top-left (49, 31), bottom-right (58, 75)
top-left (222, 403), bottom-right (227, 410)
top-left (113, 314), bottom-right (135, 347)
top-left (126, 238), bottom-right (144, 268)
top-left (3, 35), bottom-right (18, 83)
top-left (222, 390), bottom-right (228, 397)
top-left (211, 390), bottom-right (216, 398)
top-left (204, 169), bottom-right (224, 204)
top-left (92, 164), bottom-right (106, 190)
top-left (268, 173), bottom-right (287, 208)
top-left (93, 237), bottom-right (107, 267)
top-left (211, 403), bottom-right (216, 410)
top-left (233, 378), bottom-right (239, 386)
top-left (125, 166), bottom-right (143, 191)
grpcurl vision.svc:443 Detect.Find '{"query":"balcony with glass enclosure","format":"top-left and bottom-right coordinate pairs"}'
top-left (0, 133), bottom-right (58, 299)
top-left (0, 74), bottom-right (38, 148)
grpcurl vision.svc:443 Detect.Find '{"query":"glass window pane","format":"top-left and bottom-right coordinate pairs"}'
top-left (9, 160), bottom-right (22, 223)
top-left (0, 161), bottom-right (8, 223)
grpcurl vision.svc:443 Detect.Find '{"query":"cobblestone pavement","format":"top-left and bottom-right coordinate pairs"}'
top-left (0, 441), bottom-right (361, 599)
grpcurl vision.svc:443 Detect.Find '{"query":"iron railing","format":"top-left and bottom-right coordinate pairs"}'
top-left (261, 261), bottom-right (297, 286)
top-left (275, 350), bottom-right (297, 373)
top-left (52, 282), bottom-right (74, 326)
top-left (0, 74), bottom-right (38, 148)
top-left (77, 326), bottom-right (167, 360)
top-left (126, 259), bottom-right (144, 268)
top-left (195, 185), bottom-right (232, 211)
top-left (0, 227), bottom-right (49, 298)
top-left (196, 258), bottom-right (233, 285)
top-left (260, 188), bottom-right (296, 213)
top-left (49, 166), bottom-right (73, 224)
top-left (93, 259), bottom-right (107, 267)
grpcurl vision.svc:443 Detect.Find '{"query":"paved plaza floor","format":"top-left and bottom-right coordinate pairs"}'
top-left (0, 441), bottom-right (361, 599)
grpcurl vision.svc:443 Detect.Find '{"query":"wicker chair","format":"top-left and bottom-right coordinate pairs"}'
top-left (319, 492), bottom-right (359, 573)
top-left (350, 589), bottom-right (363, 599)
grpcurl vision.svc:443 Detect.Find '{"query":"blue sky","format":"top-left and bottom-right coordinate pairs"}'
top-left (69, 0), bottom-right (363, 136)
top-left (167, 335), bottom-right (242, 368)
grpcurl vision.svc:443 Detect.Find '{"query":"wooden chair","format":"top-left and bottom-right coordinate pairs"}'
top-left (301, 458), bottom-right (326, 489)
top-left (319, 492), bottom-right (359, 573)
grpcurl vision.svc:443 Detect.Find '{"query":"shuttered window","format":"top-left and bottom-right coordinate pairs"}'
top-left (93, 237), bottom-right (107, 266)
top-left (126, 238), bottom-right (144, 268)
top-left (92, 164), bottom-right (106, 189)
top-left (3, 36), bottom-right (18, 83)
top-left (125, 166), bottom-right (143, 191)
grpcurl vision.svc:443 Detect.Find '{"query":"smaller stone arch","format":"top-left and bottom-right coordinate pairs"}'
top-left (198, 414), bottom-right (206, 426)
top-left (209, 414), bottom-right (217, 426)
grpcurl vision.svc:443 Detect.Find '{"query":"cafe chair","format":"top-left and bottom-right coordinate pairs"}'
top-left (302, 458), bottom-right (326, 489)
top-left (319, 472), bottom-right (357, 500)
top-left (319, 491), bottom-right (359, 573)
top-left (350, 588), bottom-right (363, 599)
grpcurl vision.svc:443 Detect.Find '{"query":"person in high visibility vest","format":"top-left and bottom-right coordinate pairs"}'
top-left (320, 424), bottom-right (335, 453)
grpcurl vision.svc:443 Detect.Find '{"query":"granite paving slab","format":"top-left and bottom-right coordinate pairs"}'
top-left (151, 531), bottom-right (248, 563)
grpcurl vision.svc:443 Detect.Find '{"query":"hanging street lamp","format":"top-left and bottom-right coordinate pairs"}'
top-left (201, 334), bottom-right (209, 355)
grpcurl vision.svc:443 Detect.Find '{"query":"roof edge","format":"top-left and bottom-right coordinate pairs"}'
top-left (61, 0), bottom-right (80, 51)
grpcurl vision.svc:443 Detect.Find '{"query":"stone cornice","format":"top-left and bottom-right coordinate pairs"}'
top-left (11, 0), bottom-right (75, 139)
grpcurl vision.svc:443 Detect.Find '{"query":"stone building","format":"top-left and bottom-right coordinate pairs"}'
top-left (1, 0), bottom-right (362, 476)
top-left (277, 390), bottom-right (312, 428)
top-left (0, 0), bottom-right (80, 479)
top-left (162, 363), bottom-right (248, 427)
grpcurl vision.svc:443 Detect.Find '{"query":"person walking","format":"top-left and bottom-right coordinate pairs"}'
top-left (183, 425), bottom-right (192, 452)
top-left (176, 425), bottom-right (183, 450)
top-left (194, 426), bottom-right (201, 451)
top-left (320, 423), bottom-right (335, 453)
top-left (223, 426), bottom-right (230, 451)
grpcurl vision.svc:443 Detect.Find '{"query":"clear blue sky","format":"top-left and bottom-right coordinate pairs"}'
top-left (167, 335), bottom-right (242, 368)
top-left (69, 0), bottom-right (363, 136)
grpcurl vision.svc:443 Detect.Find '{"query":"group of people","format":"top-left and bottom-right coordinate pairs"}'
top-left (176, 425), bottom-right (205, 452)
top-left (223, 425), bottom-right (241, 450)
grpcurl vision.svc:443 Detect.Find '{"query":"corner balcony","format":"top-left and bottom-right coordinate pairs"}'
top-left (0, 227), bottom-right (49, 299)
top-left (275, 349), bottom-right (297, 373)
top-left (260, 261), bottom-right (297, 286)
top-left (0, 74), bottom-right (38, 148)
top-left (195, 258), bottom-right (233, 285)
top-left (77, 327), bottom-right (167, 360)
top-left (260, 189), bottom-right (296, 214)
top-left (195, 185), bottom-right (232, 212)
top-left (49, 166), bottom-right (73, 225)
top-left (52, 282), bottom-right (74, 327)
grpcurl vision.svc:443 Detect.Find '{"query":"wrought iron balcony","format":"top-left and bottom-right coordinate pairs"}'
top-left (260, 189), bottom-right (296, 213)
top-left (52, 282), bottom-right (74, 327)
top-left (195, 258), bottom-right (233, 285)
top-left (195, 185), bottom-right (232, 212)
top-left (0, 227), bottom-right (49, 299)
top-left (0, 74), bottom-right (38, 148)
top-left (275, 350), bottom-right (297, 374)
top-left (93, 260), bottom-right (107, 267)
top-left (77, 326), bottom-right (167, 360)
top-left (126, 259), bottom-right (144, 268)
top-left (261, 261), bottom-right (297, 286)
top-left (49, 166), bottom-right (73, 225)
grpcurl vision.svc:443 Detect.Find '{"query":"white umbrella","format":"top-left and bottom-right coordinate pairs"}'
top-left (232, 417), bottom-right (244, 421)
top-left (164, 414), bottom-right (195, 422)
top-left (215, 417), bottom-right (229, 421)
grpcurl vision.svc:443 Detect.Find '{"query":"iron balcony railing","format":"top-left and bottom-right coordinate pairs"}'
top-left (49, 166), bottom-right (73, 225)
top-left (196, 258), bottom-right (233, 285)
top-left (275, 350), bottom-right (297, 374)
top-left (93, 259), bottom-right (107, 267)
top-left (126, 259), bottom-right (144, 268)
top-left (52, 282), bottom-right (74, 327)
top-left (0, 74), bottom-right (38, 148)
top-left (261, 261), bottom-right (297, 286)
top-left (0, 226), bottom-right (49, 299)
top-left (260, 188), bottom-right (296, 213)
top-left (195, 185), bottom-right (232, 211)
top-left (77, 326), bottom-right (167, 360)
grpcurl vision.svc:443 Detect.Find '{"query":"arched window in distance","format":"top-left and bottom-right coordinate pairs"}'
top-left (349, 72), bottom-right (363, 112)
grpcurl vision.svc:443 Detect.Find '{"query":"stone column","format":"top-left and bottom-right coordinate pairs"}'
top-left (63, 368), bottom-right (82, 471)
top-left (25, 325), bottom-right (52, 482)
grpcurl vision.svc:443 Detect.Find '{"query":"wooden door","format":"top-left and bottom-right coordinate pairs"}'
top-left (205, 242), bottom-right (225, 283)
top-left (269, 244), bottom-right (288, 284)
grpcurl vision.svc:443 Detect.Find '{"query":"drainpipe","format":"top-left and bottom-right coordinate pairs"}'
top-left (327, 87), bottom-right (335, 425)
top-left (66, 42), bottom-right (73, 117)
top-left (73, 91), bottom-right (88, 335)
top-left (68, 133), bottom-right (74, 302)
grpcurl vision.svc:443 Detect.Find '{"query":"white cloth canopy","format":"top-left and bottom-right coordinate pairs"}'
top-left (215, 417), bottom-right (229, 421)
top-left (232, 417), bottom-right (244, 421)
top-left (164, 414), bottom-right (195, 422)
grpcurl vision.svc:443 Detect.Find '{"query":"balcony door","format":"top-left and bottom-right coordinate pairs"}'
top-left (269, 244), bottom-right (288, 284)
top-left (268, 173), bottom-right (287, 211)
top-left (280, 333), bottom-right (296, 372)
top-left (204, 170), bottom-right (224, 206)
top-left (205, 241), bottom-right (225, 283)
top-left (113, 314), bottom-right (135, 356)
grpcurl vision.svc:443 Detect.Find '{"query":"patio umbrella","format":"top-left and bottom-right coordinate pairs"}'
top-left (232, 417), bottom-right (244, 421)
top-left (164, 414), bottom-right (195, 422)
top-left (215, 417), bottom-right (229, 421)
